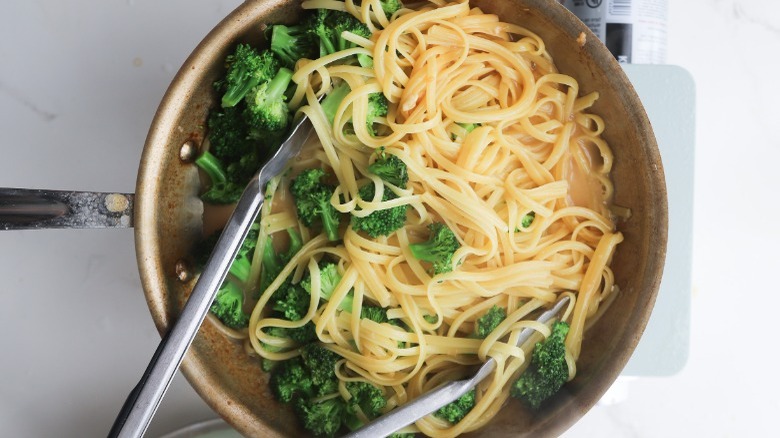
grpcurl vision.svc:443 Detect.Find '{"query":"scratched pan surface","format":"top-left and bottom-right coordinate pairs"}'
top-left (134, 0), bottom-right (667, 436)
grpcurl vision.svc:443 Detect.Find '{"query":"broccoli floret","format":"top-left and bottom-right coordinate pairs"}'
top-left (282, 227), bottom-right (303, 263)
top-left (360, 305), bottom-right (388, 323)
top-left (221, 45), bottom-right (280, 108)
top-left (345, 381), bottom-right (386, 419)
top-left (366, 93), bottom-right (388, 136)
top-left (194, 150), bottom-right (244, 204)
top-left (287, 321), bottom-right (318, 344)
top-left (207, 223), bottom-right (260, 329)
top-left (206, 106), bottom-right (254, 162)
top-left (301, 263), bottom-right (353, 312)
top-left (270, 357), bottom-right (314, 403)
top-left (269, 23), bottom-right (317, 68)
top-left (209, 282), bottom-right (249, 329)
top-left (294, 396), bottom-right (346, 438)
top-left (306, 9), bottom-right (371, 57)
top-left (521, 212), bottom-right (535, 228)
top-left (451, 122), bottom-right (479, 141)
top-left (193, 223), bottom-right (259, 329)
top-left (301, 344), bottom-right (342, 387)
top-left (409, 222), bottom-right (461, 275)
top-left (328, 10), bottom-right (371, 52)
top-left (434, 389), bottom-right (476, 424)
top-left (273, 283), bottom-right (309, 321)
top-left (474, 305), bottom-right (507, 339)
top-left (510, 321), bottom-right (570, 409)
top-left (305, 9), bottom-right (337, 57)
top-left (243, 67), bottom-right (294, 133)
top-left (423, 314), bottom-right (438, 324)
top-left (261, 358), bottom-right (279, 372)
top-left (258, 228), bottom-right (302, 296)
top-left (320, 82), bottom-right (352, 125)
top-left (368, 149), bottom-right (408, 188)
top-left (380, 0), bottom-right (403, 18)
top-left (290, 168), bottom-right (342, 241)
top-left (351, 183), bottom-right (407, 238)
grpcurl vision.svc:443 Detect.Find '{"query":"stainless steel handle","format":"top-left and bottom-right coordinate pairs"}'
top-left (344, 360), bottom-right (497, 438)
top-left (0, 188), bottom-right (134, 230)
top-left (107, 114), bottom-right (314, 438)
top-left (345, 296), bottom-right (571, 438)
top-left (107, 179), bottom-right (264, 438)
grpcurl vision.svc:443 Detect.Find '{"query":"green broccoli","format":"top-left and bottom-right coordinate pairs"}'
top-left (261, 358), bottom-right (279, 373)
top-left (203, 107), bottom-right (264, 190)
top-left (206, 105), bottom-right (254, 162)
top-left (259, 230), bottom-right (319, 346)
top-left (259, 228), bottom-right (303, 295)
top-left (273, 283), bottom-right (310, 321)
top-left (243, 67), bottom-right (294, 132)
top-left (328, 10), bottom-right (372, 52)
top-left (451, 122), bottom-right (479, 140)
top-left (301, 344), bottom-right (342, 387)
top-left (206, 223), bottom-right (260, 329)
top-left (305, 9), bottom-right (337, 57)
top-left (194, 150), bottom-right (244, 204)
top-left (434, 389), bottom-right (476, 424)
top-left (368, 148), bottom-right (408, 188)
top-left (365, 92), bottom-right (388, 136)
top-left (360, 305), bottom-right (388, 323)
top-left (209, 282), bottom-right (249, 329)
top-left (351, 183), bottom-right (407, 238)
top-left (301, 263), bottom-right (354, 312)
top-left (270, 356), bottom-right (314, 403)
top-left (321, 82), bottom-right (352, 125)
top-left (409, 222), bottom-right (461, 275)
top-left (380, 0), bottom-right (403, 18)
top-left (268, 22), bottom-right (317, 68)
top-left (294, 396), bottom-right (346, 438)
top-left (510, 321), bottom-right (570, 409)
top-left (221, 45), bottom-right (280, 108)
top-left (474, 305), bottom-right (507, 339)
top-left (290, 168), bottom-right (342, 241)
top-left (521, 212), bottom-right (535, 228)
top-left (423, 314), bottom-right (438, 324)
top-left (344, 381), bottom-right (386, 430)
top-left (307, 9), bottom-right (371, 57)
top-left (346, 381), bottom-right (385, 417)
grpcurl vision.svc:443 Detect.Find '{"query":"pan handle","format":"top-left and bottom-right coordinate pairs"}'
top-left (0, 188), bottom-right (134, 230)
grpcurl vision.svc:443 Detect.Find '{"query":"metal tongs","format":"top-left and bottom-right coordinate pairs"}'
top-left (344, 296), bottom-right (571, 438)
top-left (108, 113), bottom-right (316, 438)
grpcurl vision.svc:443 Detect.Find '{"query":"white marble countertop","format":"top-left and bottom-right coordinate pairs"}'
top-left (1, 1), bottom-right (777, 437)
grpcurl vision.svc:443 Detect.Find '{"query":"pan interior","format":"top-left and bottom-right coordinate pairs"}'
top-left (134, 1), bottom-right (667, 436)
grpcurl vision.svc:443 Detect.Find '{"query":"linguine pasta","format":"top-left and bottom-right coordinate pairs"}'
top-left (215, 1), bottom-right (624, 436)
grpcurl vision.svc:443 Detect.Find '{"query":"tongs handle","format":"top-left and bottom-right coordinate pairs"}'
top-left (344, 296), bottom-right (570, 438)
top-left (108, 113), bottom-right (315, 438)
top-left (108, 180), bottom-right (264, 438)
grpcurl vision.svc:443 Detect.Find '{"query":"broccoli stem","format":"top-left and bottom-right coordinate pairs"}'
top-left (195, 151), bottom-right (228, 184)
top-left (321, 82), bottom-right (351, 125)
top-left (321, 205), bottom-right (341, 242)
top-left (265, 67), bottom-right (294, 102)
top-left (229, 256), bottom-right (252, 283)
top-left (222, 73), bottom-right (260, 109)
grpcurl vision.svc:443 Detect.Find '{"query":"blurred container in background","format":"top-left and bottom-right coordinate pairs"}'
top-left (559, 0), bottom-right (668, 64)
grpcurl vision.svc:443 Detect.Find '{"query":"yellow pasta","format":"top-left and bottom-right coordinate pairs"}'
top-left (225, 2), bottom-right (624, 436)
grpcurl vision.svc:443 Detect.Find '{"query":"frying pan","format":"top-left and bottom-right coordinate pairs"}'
top-left (0, 0), bottom-right (667, 436)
